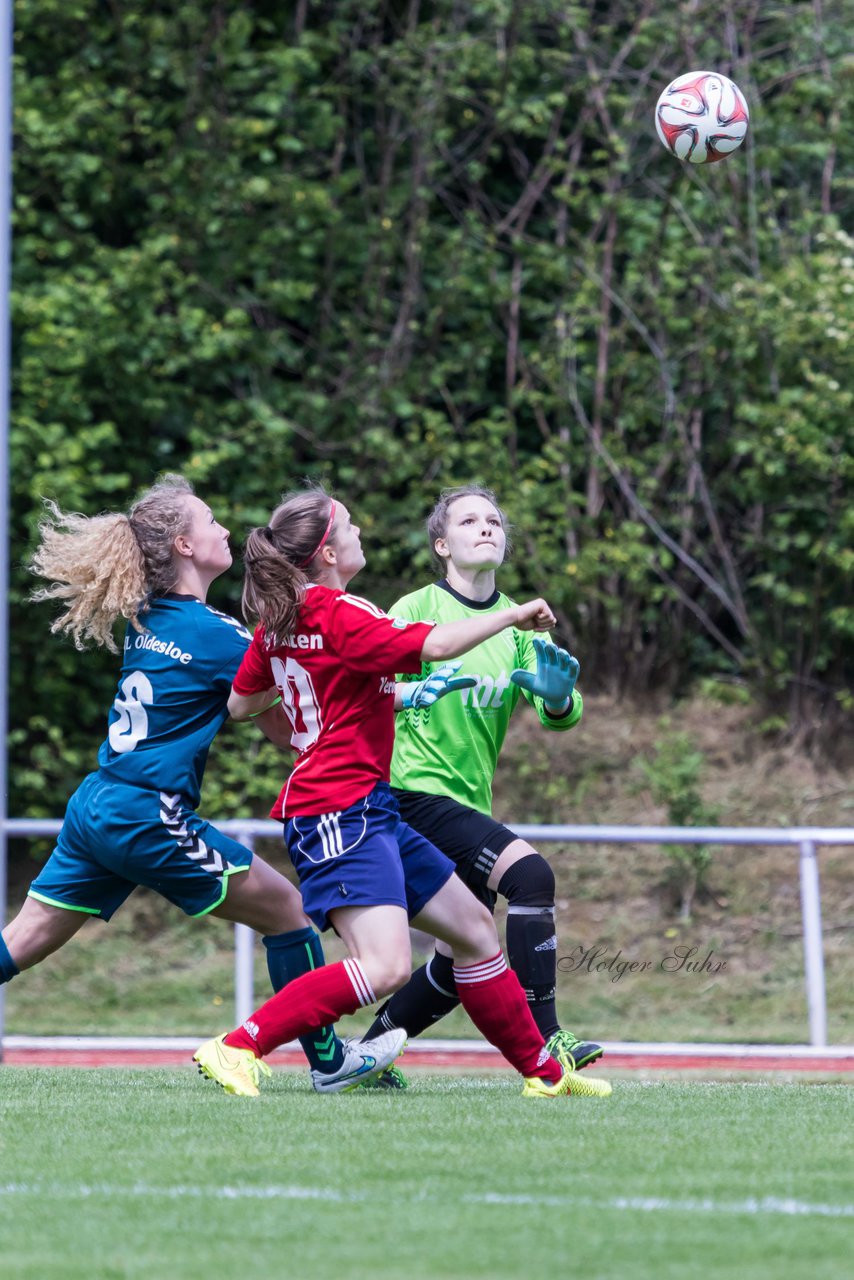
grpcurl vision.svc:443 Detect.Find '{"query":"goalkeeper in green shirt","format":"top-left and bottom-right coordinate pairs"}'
top-left (364, 486), bottom-right (603, 1077)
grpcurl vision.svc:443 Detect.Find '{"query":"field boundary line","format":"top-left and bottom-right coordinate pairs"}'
top-left (0, 1180), bottom-right (852, 1218)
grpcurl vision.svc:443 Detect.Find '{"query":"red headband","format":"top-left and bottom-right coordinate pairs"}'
top-left (298, 501), bottom-right (336, 569)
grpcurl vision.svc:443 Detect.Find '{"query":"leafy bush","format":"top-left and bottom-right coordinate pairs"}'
top-left (633, 727), bottom-right (720, 921)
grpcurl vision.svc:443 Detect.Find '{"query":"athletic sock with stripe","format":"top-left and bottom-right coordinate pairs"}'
top-left (453, 951), bottom-right (561, 1083)
top-left (225, 958), bottom-right (375, 1059)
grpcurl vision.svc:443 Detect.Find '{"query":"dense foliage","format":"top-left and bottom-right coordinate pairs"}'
top-left (9, 0), bottom-right (854, 818)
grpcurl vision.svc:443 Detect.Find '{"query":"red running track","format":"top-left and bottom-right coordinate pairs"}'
top-left (4, 1047), bottom-right (854, 1072)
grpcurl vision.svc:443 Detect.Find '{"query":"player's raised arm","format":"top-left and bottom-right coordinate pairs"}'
top-left (421, 596), bottom-right (555, 663)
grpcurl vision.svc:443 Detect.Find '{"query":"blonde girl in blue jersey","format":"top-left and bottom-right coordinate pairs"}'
top-left (365, 485), bottom-right (604, 1075)
top-left (0, 475), bottom-right (401, 1091)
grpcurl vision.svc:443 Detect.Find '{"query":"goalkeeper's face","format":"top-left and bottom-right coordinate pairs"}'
top-left (435, 495), bottom-right (506, 573)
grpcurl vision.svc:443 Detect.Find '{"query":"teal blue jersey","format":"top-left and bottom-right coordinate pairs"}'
top-left (389, 581), bottom-right (582, 815)
top-left (97, 594), bottom-right (251, 808)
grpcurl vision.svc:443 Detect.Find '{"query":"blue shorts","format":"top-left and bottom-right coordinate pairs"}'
top-left (286, 782), bottom-right (455, 932)
top-left (28, 771), bottom-right (252, 920)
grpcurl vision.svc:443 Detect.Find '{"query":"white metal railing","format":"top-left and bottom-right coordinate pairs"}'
top-left (4, 818), bottom-right (854, 1047)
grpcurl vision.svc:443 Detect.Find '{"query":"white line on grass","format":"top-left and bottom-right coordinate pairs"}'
top-left (0, 1183), bottom-right (348, 1201)
top-left (470, 1193), bottom-right (854, 1218)
top-left (1, 1183), bottom-right (852, 1218)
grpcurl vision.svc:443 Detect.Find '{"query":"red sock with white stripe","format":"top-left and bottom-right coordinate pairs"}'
top-left (224, 959), bottom-right (374, 1058)
top-left (453, 952), bottom-right (561, 1083)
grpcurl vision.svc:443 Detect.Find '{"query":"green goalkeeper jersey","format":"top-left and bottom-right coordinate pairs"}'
top-left (389, 581), bottom-right (583, 816)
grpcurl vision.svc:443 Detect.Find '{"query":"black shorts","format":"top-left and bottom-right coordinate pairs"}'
top-left (390, 788), bottom-right (517, 910)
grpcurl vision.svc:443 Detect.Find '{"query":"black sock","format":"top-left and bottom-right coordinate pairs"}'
top-left (366, 951), bottom-right (460, 1040)
top-left (497, 854), bottom-right (561, 1041)
top-left (505, 906), bottom-right (560, 1039)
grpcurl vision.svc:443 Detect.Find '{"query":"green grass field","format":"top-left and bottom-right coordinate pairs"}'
top-left (1, 1069), bottom-right (851, 1280)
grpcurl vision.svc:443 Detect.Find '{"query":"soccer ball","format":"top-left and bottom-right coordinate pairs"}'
top-left (655, 70), bottom-right (749, 165)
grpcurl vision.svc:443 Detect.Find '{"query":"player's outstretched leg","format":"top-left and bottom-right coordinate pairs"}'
top-left (364, 848), bottom-right (604, 1075)
top-left (193, 924), bottom-right (410, 1097)
top-left (414, 878), bottom-right (611, 1099)
top-left (451, 951), bottom-right (611, 1100)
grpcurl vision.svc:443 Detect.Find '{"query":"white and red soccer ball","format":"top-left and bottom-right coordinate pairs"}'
top-left (655, 70), bottom-right (749, 165)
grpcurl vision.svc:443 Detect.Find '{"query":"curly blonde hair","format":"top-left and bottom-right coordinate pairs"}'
top-left (30, 475), bottom-right (195, 651)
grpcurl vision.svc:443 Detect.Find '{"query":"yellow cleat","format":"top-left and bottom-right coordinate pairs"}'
top-left (193, 1034), bottom-right (272, 1097)
top-left (521, 1069), bottom-right (612, 1099)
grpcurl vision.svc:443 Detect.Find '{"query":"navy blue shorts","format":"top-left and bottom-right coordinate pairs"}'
top-left (28, 771), bottom-right (252, 920)
top-left (286, 783), bottom-right (455, 931)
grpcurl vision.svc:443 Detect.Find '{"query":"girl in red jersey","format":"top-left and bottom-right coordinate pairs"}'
top-left (193, 487), bottom-right (611, 1099)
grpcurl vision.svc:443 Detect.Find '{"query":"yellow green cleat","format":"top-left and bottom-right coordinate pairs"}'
top-left (193, 1034), bottom-right (272, 1097)
top-left (521, 1069), bottom-right (612, 1099)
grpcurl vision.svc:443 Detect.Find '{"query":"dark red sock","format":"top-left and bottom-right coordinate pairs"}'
top-left (225, 958), bottom-right (375, 1058)
top-left (453, 952), bottom-right (561, 1083)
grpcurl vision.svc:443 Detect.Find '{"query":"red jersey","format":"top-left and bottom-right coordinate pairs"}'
top-left (232, 584), bottom-right (434, 818)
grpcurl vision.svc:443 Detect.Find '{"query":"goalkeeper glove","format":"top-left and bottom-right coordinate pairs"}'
top-left (510, 637), bottom-right (579, 713)
top-left (400, 661), bottom-right (477, 710)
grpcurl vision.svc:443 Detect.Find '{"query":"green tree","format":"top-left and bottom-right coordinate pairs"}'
top-left (10, 0), bottom-right (854, 825)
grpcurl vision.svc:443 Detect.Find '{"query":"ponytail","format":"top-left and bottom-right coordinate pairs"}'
top-left (29, 474), bottom-right (194, 651)
top-left (241, 486), bottom-right (334, 645)
top-left (241, 526), bottom-right (308, 645)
